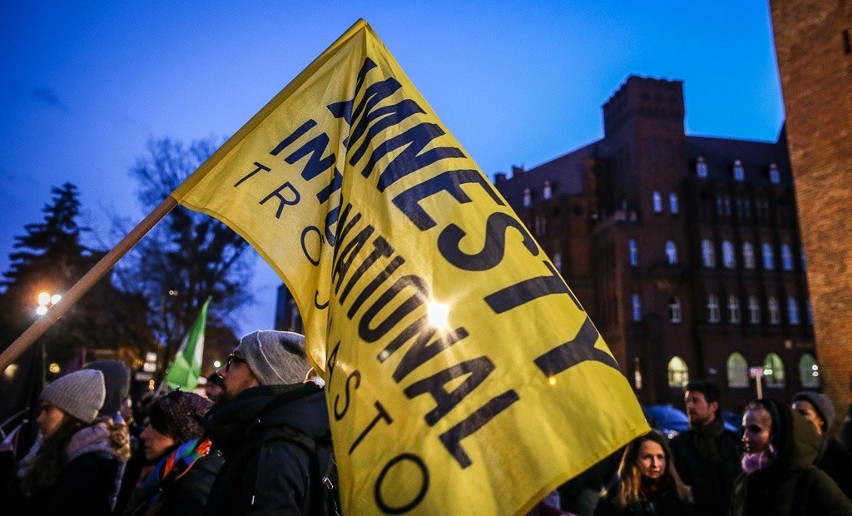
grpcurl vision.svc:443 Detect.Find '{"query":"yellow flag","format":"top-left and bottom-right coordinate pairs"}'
top-left (173, 19), bottom-right (648, 515)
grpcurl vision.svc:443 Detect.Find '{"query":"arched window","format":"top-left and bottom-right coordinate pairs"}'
top-left (668, 357), bottom-right (689, 387)
top-left (702, 239), bottom-right (715, 268)
top-left (629, 239), bottom-right (638, 267)
top-left (665, 241), bottom-right (678, 265)
top-left (543, 181), bottom-right (552, 200)
top-left (798, 353), bottom-right (820, 388)
top-left (669, 192), bottom-right (679, 214)
top-left (632, 293), bottom-right (642, 322)
top-left (728, 295), bottom-right (741, 323)
top-left (768, 296), bottom-right (781, 324)
top-left (722, 241), bottom-right (736, 268)
top-left (669, 297), bottom-right (682, 323)
top-left (727, 353), bottom-right (749, 388)
top-left (781, 244), bottom-right (794, 271)
top-left (523, 188), bottom-right (532, 207)
top-left (787, 297), bottom-right (800, 325)
top-left (769, 163), bottom-right (780, 184)
top-left (696, 157), bottom-right (708, 178)
top-left (708, 294), bottom-right (721, 323)
top-left (653, 191), bottom-right (663, 213)
top-left (748, 295), bottom-right (761, 324)
top-left (733, 160), bottom-right (745, 181)
top-left (762, 243), bottom-right (775, 270)
top-left (743, 242), bottom-right (756, 269)
top-left (763, 353), bottom-right (785, 388)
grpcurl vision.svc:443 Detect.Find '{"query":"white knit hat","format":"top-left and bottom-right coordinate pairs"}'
top-left (40, 369), bottom-right (106, 424)
top-left (234, 330), bottom-right (310, 386)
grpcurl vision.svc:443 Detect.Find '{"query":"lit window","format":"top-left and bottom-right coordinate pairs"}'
top-left (665, 241), bottom-right (678, 265)
top-left (781, 244), bottom-right (794, 271)
top-left (723, 194), bottom-right (732, 215)
top-left (632, 293), bottom-right (642, 322)
top-left (769, 163), bottom-right (780, 184)
top-left (727, 353), bottom-right (749, 388)
top-left (743, 242), bottom-right (755, 269)
top-left (722, 241), bottom-right (736, 268)
top-left (653, 191), bottom-right (663, 213)
top-left (696, 157), bottom-right (708, 178)
top-left (629, 239), bottom-right (638, 267)
top-left (543, 181), bottom-right (552, 200)
top-left (763, 353), bottom-right (785, 388)
top-left (667, 356), bottom-right (689, 387)
top-left (733, 160), bottom-right (745, 181)
top-left (799, 353), bottom-right (820, 388)
top-left (523, 188), bottom-right (532, 207)
top-left (702, 239), bottom-right (715, 267)
top-left (669, 192), bottom-right (679, 214)
top-left (768, 296), bottom-right (781, 324)
top-left (762, 243), bottom-right (775, 270)
top-left (669, 297), bottom-right (682, 323)
top-left (787, 297), bottom-right (800, 325)
top-left (748, 295), bottom-right (761, 324)
top-left (728, 295), bottom-right (741, 323)
top-left (708, 294), bottom-right (721, 323)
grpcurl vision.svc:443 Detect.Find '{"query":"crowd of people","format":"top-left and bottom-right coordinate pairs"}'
top-left (3, 333), bottom-right (852, 515)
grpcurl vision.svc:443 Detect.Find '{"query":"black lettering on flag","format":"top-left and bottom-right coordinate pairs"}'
top-left (334, 369), bottom-right (361, 420)
top-left (358, 275), bottom-right (428, 342)
top-left (234, 161), bottom-right (271, 188)
top-left (438, 390), bottom-right (520, 468)
top-left (484, 261), bottom-right (583, 313)
top-left (326, 58), bottom-right (378, 127)
top-left (438, 212), bottom-right (538, 271)
top-left (339, 237), bottom-right (394, 305)
top-left (332, 224), bottom-right (375, 295)
top-left (284, 132), bottom-right (335, 181)
top-left (260, 182), bottom-right (300, 218)
top-left (403, 356), bottom-right (493, 426)
top-left (348, 401), bottom-right (393, 455)
top-left (371, 123), bottom-right (465, 192)
top-left (269, 119), bottom-right (317, 156)
top-left (346, 255), bottom-right (405, 320)
top-left (375, 453), bottom-right (429, 514)
top-left (332, 203), bottom-right (360, 269)
top-left (350, 98), bottom-right (423, 165)
top-left (326, 340), bottom-right (340, 383)
top-left (533, 317), bottom-right (619, 376)
top-left (390, 324), bottom-right (470, 383)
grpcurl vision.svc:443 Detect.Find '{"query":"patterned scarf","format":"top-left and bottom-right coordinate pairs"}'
top-left (128, 438), bottom-right (212, 515)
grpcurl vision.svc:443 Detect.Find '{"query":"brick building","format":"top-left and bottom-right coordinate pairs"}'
top-left (770, 0), bottom-right (852, 420)
top-left (494, 76), bottom-right (816, 411)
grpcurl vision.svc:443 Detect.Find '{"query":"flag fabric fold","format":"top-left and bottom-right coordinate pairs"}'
top-left (172, 19), bottom-right (648, 515)
top-left (164, 298), bottom-right (209, 391)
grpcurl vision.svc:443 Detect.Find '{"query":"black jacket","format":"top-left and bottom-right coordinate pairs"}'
top-left (202, 383), bottom-right (329, 515)
top-left (815, 435), bottom-right (852, 501)
top-left (594, 480), bottom-right (696, 516)
top-left (23, 450), bottom-right (122, 516)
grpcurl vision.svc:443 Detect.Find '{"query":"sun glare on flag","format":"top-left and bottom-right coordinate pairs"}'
top-left (427, 302), bottom-right (450, 330)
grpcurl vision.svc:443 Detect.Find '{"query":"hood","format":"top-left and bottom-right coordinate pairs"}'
top-left (760, 398), bottom-right (820, 474)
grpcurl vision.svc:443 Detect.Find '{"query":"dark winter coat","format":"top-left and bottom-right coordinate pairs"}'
top-left (730, 399), bottom-right (852, 516)
top-left (594, 480), bottom-right (696, 516)
top-left (814, 435), bottom-right (852, 501)
top-left (202, 382), bottom-right (330, 516)
top-left (669, 418), bottom-right (741, 516)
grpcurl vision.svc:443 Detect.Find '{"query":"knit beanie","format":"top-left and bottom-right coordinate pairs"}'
top-left (233, 330), bottom-right (310, 385)
top-left (84, 359), bottom-right (131, 416)
top-left (793, 391), bottom-right (836, 433)
top-left (149, 391), bottom-right (213, 442)
top-left (40, 369), bottom-right (106, 424)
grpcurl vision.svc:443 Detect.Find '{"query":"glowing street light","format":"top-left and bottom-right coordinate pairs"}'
top-left (36, 291), bottom-right (62, 316)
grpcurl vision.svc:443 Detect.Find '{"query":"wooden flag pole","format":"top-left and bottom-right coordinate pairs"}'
top-left (0, 196), bottom-right (178, 371)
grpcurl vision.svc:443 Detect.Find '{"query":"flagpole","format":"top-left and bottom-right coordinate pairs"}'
top-left (0, 196), bottom-right (178, 371)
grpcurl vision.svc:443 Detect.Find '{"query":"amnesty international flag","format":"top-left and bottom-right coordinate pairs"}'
top-left (173, 19), bottom-right (648, 515)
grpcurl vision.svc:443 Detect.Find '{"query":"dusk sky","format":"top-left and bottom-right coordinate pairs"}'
top-left (0, 2), bottom-right (785, 337)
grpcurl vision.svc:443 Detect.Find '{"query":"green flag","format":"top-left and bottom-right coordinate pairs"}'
top-left (164, 298), bottom-right (209, 390)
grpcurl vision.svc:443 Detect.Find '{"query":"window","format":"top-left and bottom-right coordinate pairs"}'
top-left (743, 242), bottom-right (756, 269)
top-left (696, 157), bottom-right (708, 178)
top-left (733, 160), bottom-right (745, 181)
top-left (727, 353), bottom-right (749, 388)
top-left (722, 241), bottom-right (736, 268)
top-left (665, 241), bottom-right (678, 265)
top-left (762, 243), bottom-right (775, 270)
top-left (781, 244), bottom-right (794, 271)
top-left (669, 192), bottom-right (679, 214)
top-left (552, 252), bottom-right (562, 272)
top-left (702, 239), bottom-right (715, 267)
top-left (669, 297), bottom-right (682, 323)
top-left (763, 353), bottom-right (785, 388)
top-left (667, 357), bottom-right (689, 387)
top-left (787, 297), bottom-right (800, 325)
top-left (543, 181), bottom-right (552, 200)
top-left (768, 296), bottom-right (781, 324)
top-left (523, 188), bottom-right (532, 207)
top-left (748, 295), bottom-right (761, 324)
top-left (629, 239), bottom-right (638, 267)
top-left (769, 163), bottom-right (780, 184)
top-left (708, 294), bottom-right (721, 323)
top-left (728, 295), bottom-right (741, 323)
top-left (799, 353), bottom-right (820, 388)
top-left (535, 214), bottom-right (546, 236)
top-left (653, 191), bottom-right (663, 213)
top-left (632, 294), bottom-right (642, 322)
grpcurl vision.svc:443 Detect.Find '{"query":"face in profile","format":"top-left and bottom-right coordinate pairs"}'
top-left (684, 390), bottom-right (717, 426)
top-left (791, 400), bottom-right (823, 435)
top-left (139, 424), bottom-right (177, 461)
top-left (637, 439), bottom-right (666, 480)
top-left (36, 401), bottom-right (66, 439)
top-left (742, 407), bottom-right (772, 454)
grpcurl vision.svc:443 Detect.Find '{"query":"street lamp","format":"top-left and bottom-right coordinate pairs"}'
top-left (36, 291), bottom-right (62, 316)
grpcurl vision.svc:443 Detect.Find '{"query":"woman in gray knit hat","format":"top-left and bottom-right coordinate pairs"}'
top-left (8, 369), bottom-right (130, 515)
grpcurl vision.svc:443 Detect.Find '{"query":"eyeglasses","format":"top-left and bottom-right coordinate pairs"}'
top-left (225, 353), bottom-right (247, 372)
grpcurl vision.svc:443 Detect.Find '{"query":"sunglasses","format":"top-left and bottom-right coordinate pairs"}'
top-left (225, 353), bottom-right (247, 372)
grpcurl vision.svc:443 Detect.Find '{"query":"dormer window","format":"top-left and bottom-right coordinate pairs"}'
top-left (543, 181), bottom-right (552, 200)
top-left (523, 188), bottom-right (532, 207)
top-left (733, 160), bottom-right (745, 181)
top-left (769, 163), bottom-right (780, 184)
top-left (696, 157), bottom-right (708, 178)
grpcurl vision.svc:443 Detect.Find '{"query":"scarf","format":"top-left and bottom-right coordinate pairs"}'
top-left (128, 438), bottom-right (212, 515)
top-left (741, 444), bottom-right (776, 474)
top-left (692, 415), bottom-right (725, 465)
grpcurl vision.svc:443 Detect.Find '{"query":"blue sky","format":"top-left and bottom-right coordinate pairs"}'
top-left (0, 1), bottom-right (785, 336)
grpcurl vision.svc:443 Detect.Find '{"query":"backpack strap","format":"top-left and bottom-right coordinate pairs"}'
top-left (272, 425), bottom-right (341, 516)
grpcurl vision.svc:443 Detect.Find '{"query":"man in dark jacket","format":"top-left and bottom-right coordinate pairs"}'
top-left (669, 380), bottom-right (741, 516)
top-left (202, 330), bottom-right (330, 515)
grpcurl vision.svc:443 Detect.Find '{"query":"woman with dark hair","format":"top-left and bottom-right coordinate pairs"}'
top-left (731, 398), bottom-right (852, 515)
top-left (595, 430), bottom-right (694, 515)
top-left (12, 369), bottom-right (129, 515)
top-left (125, 390), bottom-right (222, 515)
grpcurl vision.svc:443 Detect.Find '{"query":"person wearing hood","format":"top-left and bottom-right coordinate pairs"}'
top-left (791, 390), bottom-right (852, 500)
top-left (201, 330), bottom-right (330, 515)
top-left (9, 369), bottom-right (130, 515)
top-left (730, 398), bottom-right (852, 515)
